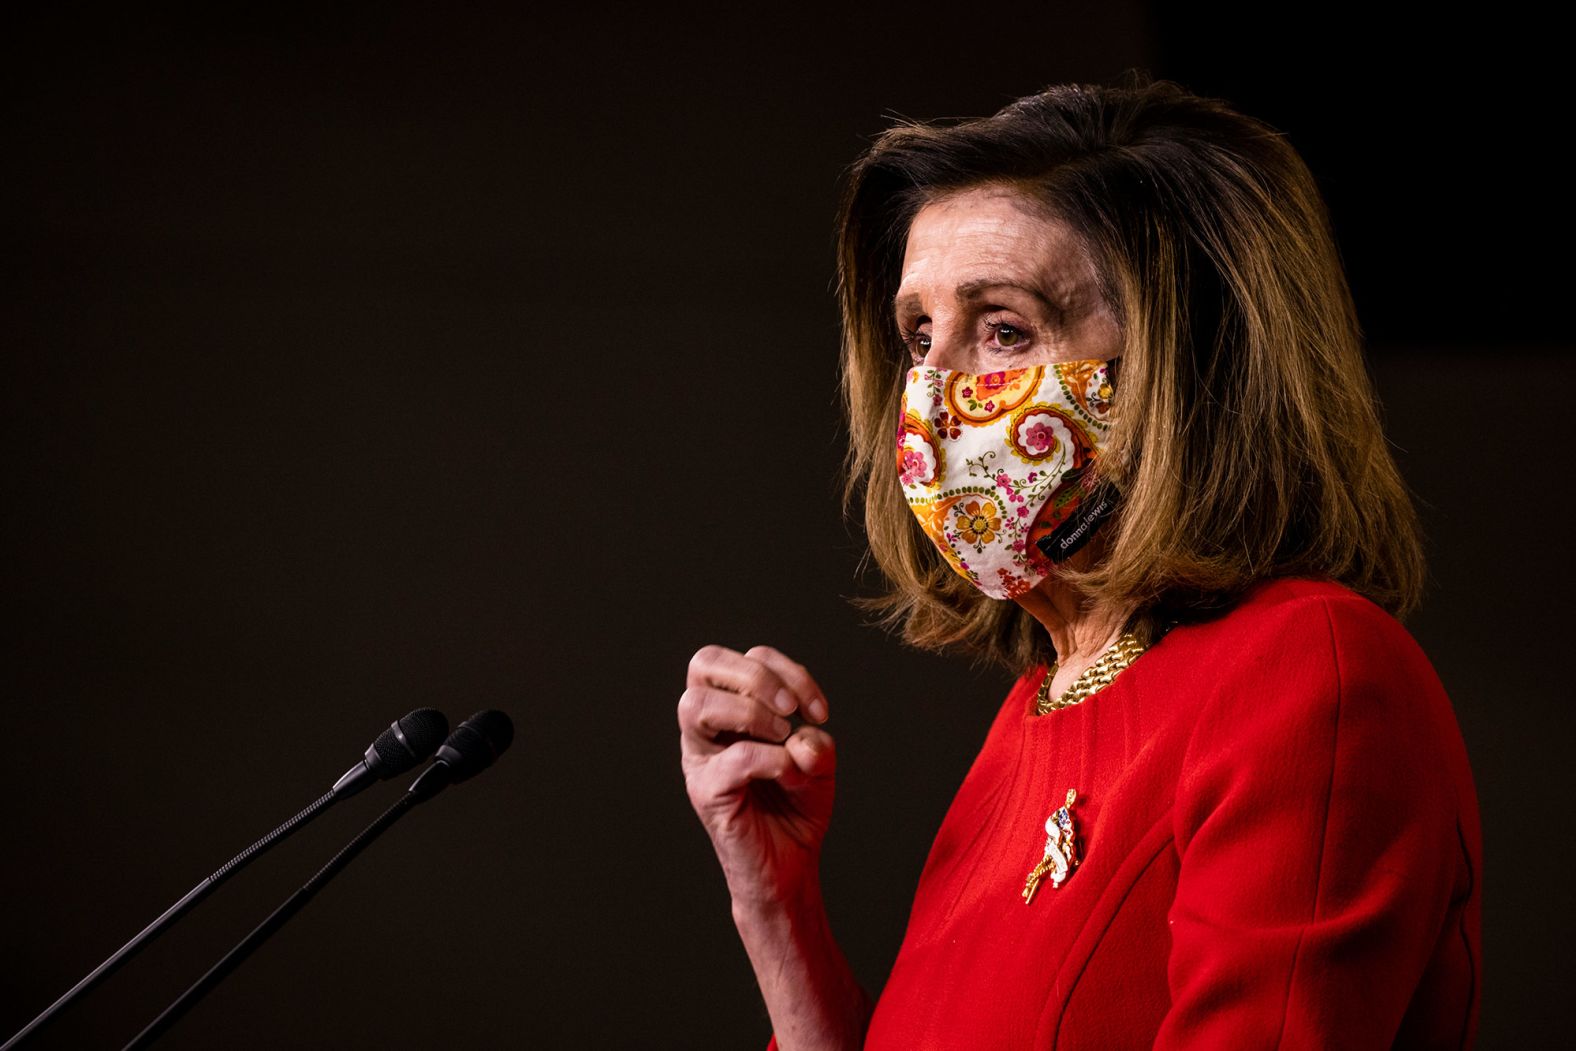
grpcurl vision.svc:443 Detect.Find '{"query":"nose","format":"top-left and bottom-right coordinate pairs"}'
top-left (920, 327), bottom-right (967, 372)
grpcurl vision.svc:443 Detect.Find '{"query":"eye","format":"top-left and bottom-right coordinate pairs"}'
top-left (898, 323), bottom-right (932, 362)
top-left (984, 319), bottom-right (1030, 350)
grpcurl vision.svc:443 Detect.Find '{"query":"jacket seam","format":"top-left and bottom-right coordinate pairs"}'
top-left (1048, 809), bottom-right (1176, 1049)
top-left (1272, 597), bottom-right (1344, 1048)
top-left (1454, 818), bottom-right (1477, 1051)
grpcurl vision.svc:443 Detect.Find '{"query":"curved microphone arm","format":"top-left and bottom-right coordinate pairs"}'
top-left (122, 791), bottom-right (425, 1050)
top-left (2, 789), bottom-right (338, 1051)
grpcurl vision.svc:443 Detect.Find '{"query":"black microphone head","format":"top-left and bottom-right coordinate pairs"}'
top-left (435, 710), bottom-right (513, 783)
top-left (366, 708), bottom-right (450, 778)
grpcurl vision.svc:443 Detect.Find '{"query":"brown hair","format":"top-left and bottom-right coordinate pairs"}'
top-left (838, 71), bottom-right (1426, 672)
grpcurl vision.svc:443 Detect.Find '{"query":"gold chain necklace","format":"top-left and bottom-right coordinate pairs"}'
top-left (1034, 631), bottom-right (1150, 714)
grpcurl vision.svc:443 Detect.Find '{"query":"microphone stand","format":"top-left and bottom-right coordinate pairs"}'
top-left (123, 772), bottom-right (449, 1049)
top-left (2, 789), bottom-right (338, 1050)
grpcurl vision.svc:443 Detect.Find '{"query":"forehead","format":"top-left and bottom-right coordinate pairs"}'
top-left (897, 185), bottom-right (1091, 300)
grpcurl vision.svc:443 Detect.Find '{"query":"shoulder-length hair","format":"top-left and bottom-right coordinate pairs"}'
top-left (838, 71), bottom-right (1426, 672)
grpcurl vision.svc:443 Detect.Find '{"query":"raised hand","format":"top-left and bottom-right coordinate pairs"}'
top-left (679, 644), bottom-right (837, 909)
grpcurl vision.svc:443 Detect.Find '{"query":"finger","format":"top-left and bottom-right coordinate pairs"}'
top-left (697, 740), bottom-right (794, 797)
top-left (784, 725), bottom-right (836, 779)
top-left (687, 645), bottom-right (795, 715)
top-left (677, 686), bottom-right (792, 756)
top-left (743, 645), bottom-right (830, 723)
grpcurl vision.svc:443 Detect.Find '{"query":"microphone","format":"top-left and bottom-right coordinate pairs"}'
top-left (409, 708), bottom-right (515, 798)
top-left (123, 711), bottom-right (513, 1050)
top-left (3, 709), bottom-right (449, 1051)
top-left (333, 708), bottom-right (452, 798)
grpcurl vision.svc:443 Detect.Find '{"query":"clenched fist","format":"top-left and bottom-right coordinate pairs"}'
top-left (678, 644), bottom-right (837, 909)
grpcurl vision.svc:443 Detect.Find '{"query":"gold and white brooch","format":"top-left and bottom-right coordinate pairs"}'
top-left (1022, 789), bottom-right (1082, 903)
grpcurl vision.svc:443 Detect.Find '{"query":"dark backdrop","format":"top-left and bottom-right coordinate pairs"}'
top-left (3, 4), bottom-right (1569, 1047)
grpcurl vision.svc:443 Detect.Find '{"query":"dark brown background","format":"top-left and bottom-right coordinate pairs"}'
top-left (3, 3), bottom-right (1569, 1047)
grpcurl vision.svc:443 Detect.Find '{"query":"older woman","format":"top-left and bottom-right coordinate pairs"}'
top-left (678, 75), bottom-right (1481, 1050)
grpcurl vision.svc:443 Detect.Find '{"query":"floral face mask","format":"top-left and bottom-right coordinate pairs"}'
top-left (896, 360), bottom-right (1117, 601)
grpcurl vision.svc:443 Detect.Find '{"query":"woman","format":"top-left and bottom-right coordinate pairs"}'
top-left (678, 74), bottom-right (1481, 1050)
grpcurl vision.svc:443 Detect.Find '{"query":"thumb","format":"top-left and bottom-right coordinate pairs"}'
top-left (784, 725), bottom-right (836, 780)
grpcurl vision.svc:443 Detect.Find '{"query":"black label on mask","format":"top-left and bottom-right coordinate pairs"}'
top-left (1036, 485), bottom-right (1119, 564)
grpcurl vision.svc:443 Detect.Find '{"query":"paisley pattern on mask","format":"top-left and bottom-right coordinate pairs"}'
top-left (944, 368), bottom-right (1043, 424)
top-left (897, 361), bottom-right (1116, 600)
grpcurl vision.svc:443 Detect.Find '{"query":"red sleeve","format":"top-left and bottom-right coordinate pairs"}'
top-left (1156, 593), bottom-right (1474, 1049)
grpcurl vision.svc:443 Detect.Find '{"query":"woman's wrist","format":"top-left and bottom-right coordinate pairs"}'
top-left (720, 841), bottom-right (825, 918)
top-left (729, 863), bottom-right (822, 925)
top-left (731, 875), bottom-right (832, 981)
top-left (731, 877), bottom-right (869, 1050)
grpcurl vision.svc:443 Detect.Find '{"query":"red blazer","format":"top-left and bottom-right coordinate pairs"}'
top-left (767, 577), bottom-right (1481, 1049)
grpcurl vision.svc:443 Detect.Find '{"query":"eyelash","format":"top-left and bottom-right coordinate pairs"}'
top-left (897, 318), bottom-right (1032, 360)
top-left (983, 319), bottom-right (1029, 349)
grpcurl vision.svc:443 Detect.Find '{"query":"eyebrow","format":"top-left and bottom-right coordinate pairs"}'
top-left (892, 278), bottom-right (1060, 320)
